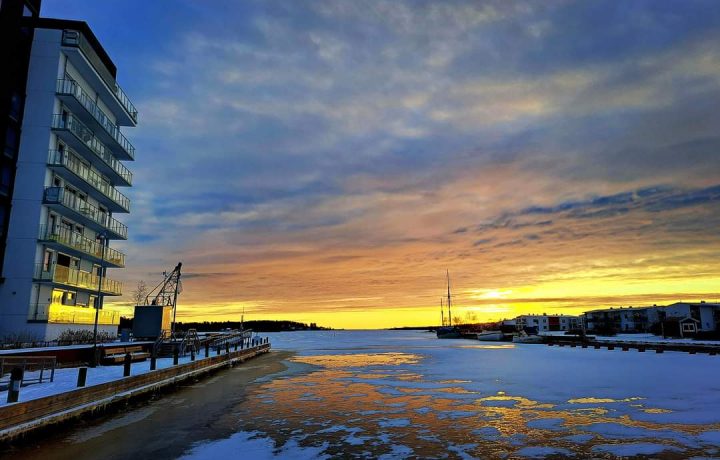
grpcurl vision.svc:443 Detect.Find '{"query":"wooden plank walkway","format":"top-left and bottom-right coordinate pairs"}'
top-left (545, 337), bottom-right (720, 355)
top-left (0, 342), bottom-right (270, 442)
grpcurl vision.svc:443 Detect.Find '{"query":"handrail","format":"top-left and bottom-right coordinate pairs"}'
top-left (51, 113), bottom-right (132, 185)
top-left (29, 303), bottom-right (120, 325)
top-left (56, 79), bottom-right (135, 159)
top-left (38, 224), bottom-right (125, 267)
top-left (48, 149), bottom-right (130, 212)
top-left (33, 263), bottom-right (123, 296)
top-left (43, 186), bottom-right (127, 239)
top-left (61, 30), bottom-right (138, 123)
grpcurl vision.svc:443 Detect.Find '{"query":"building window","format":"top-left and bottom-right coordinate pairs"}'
top-left (61, 291), bottom-right (76, 306)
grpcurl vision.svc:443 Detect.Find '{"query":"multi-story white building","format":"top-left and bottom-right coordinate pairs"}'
top-left (515, 314), bottom-right (580, 333)
top-left (582, 306), bottom-right (660, 333)
top-left (0, 18), bottom-right (137, 341)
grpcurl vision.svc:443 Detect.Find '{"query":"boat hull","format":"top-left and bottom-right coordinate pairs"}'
top-left (476, 331), bottom-right (505, 341)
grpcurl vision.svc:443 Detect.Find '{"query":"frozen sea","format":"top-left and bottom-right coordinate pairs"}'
top-left (179, 330), bottom-right (720, 459)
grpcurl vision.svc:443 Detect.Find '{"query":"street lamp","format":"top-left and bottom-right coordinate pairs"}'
top-left (90, 231), bottom-right (107, 367)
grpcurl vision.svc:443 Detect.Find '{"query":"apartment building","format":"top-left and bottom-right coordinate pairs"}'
top-left (515, 314), bottom-right (580, 333)
top-left (0, 9), bottom-right (137, 341)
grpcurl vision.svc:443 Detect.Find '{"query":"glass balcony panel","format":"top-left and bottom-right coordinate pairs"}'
top-left (48, 149), bottom-right (130, 212)
top-left (43, 187), bottom-right (128, 239)
top-left (29, 303), bottom-right (120, 325)
top-left (51, 113), bottom-right (132, 186)
top-left (56, 79), bottom-right (135, 160)
top-left (34, 263), bottom-right (123, 296)
top-left (39, 224), bottom-right (125, 268)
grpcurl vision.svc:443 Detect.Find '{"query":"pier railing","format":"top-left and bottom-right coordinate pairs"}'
top-left (0, 343), bottom-right (270, 440)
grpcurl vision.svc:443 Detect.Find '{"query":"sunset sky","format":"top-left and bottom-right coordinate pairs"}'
top-left (43, 1), bottom-right (720, 329)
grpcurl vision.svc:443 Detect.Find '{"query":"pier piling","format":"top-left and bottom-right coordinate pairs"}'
top-left (76, 367), bottom-right (87, 387)
top-left (123, 354), bottom-right (132, 377)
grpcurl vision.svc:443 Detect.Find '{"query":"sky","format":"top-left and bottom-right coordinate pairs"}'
top-left (42, 0), bottom-right (720, 329)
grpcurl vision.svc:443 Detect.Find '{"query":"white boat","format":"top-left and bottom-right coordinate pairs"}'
top-left (476, 330), bottom-right (505, 341)
top-left (512, 333), bottom-right (543, 344)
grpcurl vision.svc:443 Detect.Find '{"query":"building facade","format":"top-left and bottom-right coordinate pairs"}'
top-left (515, 314), bottom-right (580, 333)
top-left (0, 13), bottom-right (137, 341)
top-left (583, 306), bottom-right (660, 333)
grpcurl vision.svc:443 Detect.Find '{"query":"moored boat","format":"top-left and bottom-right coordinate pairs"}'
top-left (476, 330), bottom-right (505, 341)
top-left (512, 333), bottom-right (543, 344)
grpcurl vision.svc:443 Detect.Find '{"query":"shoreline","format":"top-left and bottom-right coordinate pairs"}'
top-left (1, 344), bottom-right (273, 447)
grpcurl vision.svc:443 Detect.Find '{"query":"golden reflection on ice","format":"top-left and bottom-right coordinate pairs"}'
top-left (289, 352), bottom-right (421, 368)
top-left (228, 351), bottom-right (719, 459)
top-left (568, 396), bottom-right (644, 404)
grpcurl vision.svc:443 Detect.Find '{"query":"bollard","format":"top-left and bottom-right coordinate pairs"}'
top-left (150, 354), bottom-right (157, 370)
top-left (234, 342), bottom-right (238, 351)
top-left (240, 340), bottom-right (244, 350)
top-left (7, 367), bottom-right (23, 403)
top-left (205, 342), bottom-right (210, 358)
top-left (77, 367), bottom-right (88, 387)
top-left (216, 346), bottom-right (221, 356)
top-left (191, 349), bottom-right (196, 361)
top-left (123, 353), bottom-right (132, 377)
top-left (226, 342), bottom-right (230, 354)
top-left (173, 347), bottom-right (179, 365)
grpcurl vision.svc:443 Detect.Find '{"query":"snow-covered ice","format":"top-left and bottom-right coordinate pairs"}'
top-left (178, 330), bottom-right (720, 459)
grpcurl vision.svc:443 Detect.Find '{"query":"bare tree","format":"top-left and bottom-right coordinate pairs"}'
top-left (131, 280), bottom-right (148, 306)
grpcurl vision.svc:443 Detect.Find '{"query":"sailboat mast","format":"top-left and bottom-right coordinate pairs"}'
top-left (440, 298), bottom-right (445, 326)
top-left (446, 270), bottom-right (452, 327)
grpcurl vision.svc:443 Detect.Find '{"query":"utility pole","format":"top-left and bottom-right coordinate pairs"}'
top-left (91, 231), bottom-right (107, 368)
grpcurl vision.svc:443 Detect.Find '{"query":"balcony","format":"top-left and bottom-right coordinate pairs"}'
top-left (34, 263), bottom-right (123, 296)
top-left (61, 29), bottom-right (138, 126)
top-left (56, 79), bottom-right (135, 160)
top-left (51, 113), bottom-right (132, 186)
top-left (29, 303), bottom-right (120, 325)
top-left (39, 224), bottom-right (125, 268)
top-left (43, 187), bottom-right (128, 240)
top-left (48, 150), bottom-right (130, 213)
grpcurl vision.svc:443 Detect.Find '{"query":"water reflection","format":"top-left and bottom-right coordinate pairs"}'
top-left (227, 350), bottom-right (719, 458)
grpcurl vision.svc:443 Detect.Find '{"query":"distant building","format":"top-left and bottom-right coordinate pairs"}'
top-left (0, 5), bottom-right (137, 341)
top-left (658, 302), bottom-right (720, 337)
top-left (583, 306), bottom-right (660, 333)
top-left (583, 301), bottom-right (720, 336)
top-left (515, 314), bottom-right (579, 333)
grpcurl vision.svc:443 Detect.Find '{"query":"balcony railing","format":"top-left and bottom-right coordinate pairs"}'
top-left (39, 224), bottom-right (125, 268)
top-left (56, 79), bottom-right (135, 160)
top-left (43, 187), bottom-right (128, 239)
top-left (34, 263), bottom-right (123, 296)
top-left (61, 30), bottom-right (138, 124)
top-left (48, 150), bottom-right (130, 212)
top-left (51, 113), bottom-right (132, 185)
top-left (29, 303), bottom-right (120, 325)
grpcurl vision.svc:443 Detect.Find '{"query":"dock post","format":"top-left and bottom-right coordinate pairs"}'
top-left (216, 346), bottom-right (221, 356)
top-left (234, 342), bottom-right (238, 351)
top-left (638, 347), bottom-right (645, 352)
top-left (123, 353), bottom-right (132, 377)
top-left (150, 354), bottom-right (157, 370)
top-left (607, 346), bottom-right (615, 351)
top-left (173, 347), bottom-right (179, 365)
top-left (205, 342), bottom-right (210, 358)
top-left (7, 367), bottom-right (23, 403)
top-left (656, 348), bottom-right (664, 354)
top-left (226, 343), bottom-right (230, 354)
top-left (77, 367), bottom-right (88, 387)
top-left (191, 349), bottom-right (195, 361)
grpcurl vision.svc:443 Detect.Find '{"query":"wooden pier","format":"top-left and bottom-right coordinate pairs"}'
top-left (545, 336), bottom-right (720, 355)
top-left (0, 342), bottom-right (270, 442)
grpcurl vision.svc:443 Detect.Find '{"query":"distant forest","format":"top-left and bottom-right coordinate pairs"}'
top-left (174, 320), bottom-right (330, 332)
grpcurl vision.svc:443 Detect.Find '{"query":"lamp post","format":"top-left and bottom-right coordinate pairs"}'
top-left (90, 231), bottom-right (107, 367)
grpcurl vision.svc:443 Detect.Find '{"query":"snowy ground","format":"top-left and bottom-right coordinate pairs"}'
top-left (178, 330), bottom-right (720, 459)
